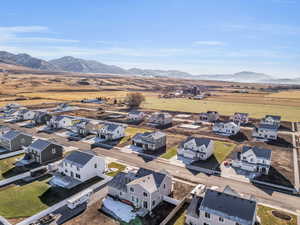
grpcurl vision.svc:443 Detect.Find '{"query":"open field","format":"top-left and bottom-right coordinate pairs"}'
top-left (267, 90), bottom-right (300, 99)
top-left (142, 97), bottom-right (300, 121)
top-left (0, 99), bottom-right (59, 107)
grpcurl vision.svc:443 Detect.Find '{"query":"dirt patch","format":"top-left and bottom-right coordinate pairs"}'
top-left (171, 182), bottom-right (194, 200)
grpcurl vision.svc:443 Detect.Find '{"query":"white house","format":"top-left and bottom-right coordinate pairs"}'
top-left (213, 121), bottom-right (240, 136)
top-left (13, 109), bottom-right (36, 121)
top-left (50, 150), bottom-right (107, 189)
top-left (108, 168), bottom-right (173, 212)
top-left (177, 137), bottom-right (214, 161)
top-left (186, 188), bottom-right (257, 225)
top-left (97, 123), bottom-right (125, 141)
top-left (128, 111), bottom-right (145, 122)
top-left (232, 146), bottom-right (272, 175)
top-left (148, 112), bottom-right (172, 127)
top-left (47, 116), bottom-right (74, 129)
top-left (252, 124), bottom-right (278, 140)
top-left (261, 115), bottom-right (281, 128)
top-left (199, 111), bottom-right (219, 122)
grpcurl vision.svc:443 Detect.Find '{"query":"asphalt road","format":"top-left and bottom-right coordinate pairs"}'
top-left (2, 121), bottom-right (300, 213)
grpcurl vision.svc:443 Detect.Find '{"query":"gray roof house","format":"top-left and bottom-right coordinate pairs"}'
top-left (0, 130), bottom-right (32, 152)
top-left (186, 188), bottom-right (257, 225)
top-left (252, 123), bottom-right (278, 140)
top-left (261, 115), bottom-right (281, 128)
top-left (232, 146), bottom-right (272, 175)
top-left (108, 168), bottom-right (172, 213)
top-left (199, 111), bottom-right (219, 122)
top-left (50, 150), bottom-right (106, 189)
top-left (177, 137), bottom-right (214, 161)
top-left (32, 111), bottom-right (52, 125)
top-left (232, 112), bottom-right (249, 125)
top-left (148, 112), bottom-right (172, 128)
top-left (97, 123), bottom-right (125, 141)
top-left (132, 131), bottom-right (166, 152)
top-left (19, 139), bottom-right (63, 166)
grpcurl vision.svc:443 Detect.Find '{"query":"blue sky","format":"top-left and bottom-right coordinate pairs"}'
top-left (0, 0), bottom-right (299, 77)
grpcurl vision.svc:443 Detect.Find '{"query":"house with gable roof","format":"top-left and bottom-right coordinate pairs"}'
top-left (232, 146), bottom-right (272, 175)
top-left (132, 131), bottom-right (166, 152)
top-left (96, 123), bottom-right (125, 141)
top-left (0, 130), bottom-right (32, 151)
top-left (177, 137), bottom-right (214, 161)
top-left (252, 124), bottom-right (278, 140)
top-left (108, 168), bottom-right (172, 212)
top-left (186, 187), bottom-right (257, 225)
top-left (50, 150), bottom-right (106, 189)
top-left (213, 121), bottom-right (240, 136)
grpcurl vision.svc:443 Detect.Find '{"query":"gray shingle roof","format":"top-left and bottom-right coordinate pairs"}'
top-left (108, 172), bottom-right (131, 192)
top-left (265, 115), bottom-right (281, 121)
top-left (135, 168), bottom-right (167, 188)
top-left (258, 123), bottom-right (278, 130)
top-left (200, 189), bottom-right (257, 224)
top-left (2, 130), bottom-right (21, 140)
top-left (64, 150), bottom-right (94, 167)
top-left (242, 146), bottom-right (272, 160)
top-left (30, 139), bottom-right (52, 152)
top-left (181, 137), bottom-right (212, 148)
top-left (104, 123), bottom-right (121, 132)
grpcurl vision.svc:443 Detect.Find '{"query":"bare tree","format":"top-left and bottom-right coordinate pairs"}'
top-left (125, 92), bottom-right (145, 108)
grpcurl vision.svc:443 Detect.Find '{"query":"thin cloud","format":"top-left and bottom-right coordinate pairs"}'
top-left (194, 41), bottom-right (225, 46)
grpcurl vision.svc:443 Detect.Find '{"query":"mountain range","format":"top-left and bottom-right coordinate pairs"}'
top-left (0, 50), bottom-right (299, 84)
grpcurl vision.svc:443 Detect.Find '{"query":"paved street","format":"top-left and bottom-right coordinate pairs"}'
top-left (2, 121), bottom-right (300, 213)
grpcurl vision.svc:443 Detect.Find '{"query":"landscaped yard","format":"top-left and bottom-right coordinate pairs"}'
top-left (0, 180), bottom-right (50, 218)
top-left (106, 162), bottom-right (127, 177)
top-left (213, 141), bottom-right (236, 163)
top-left (142, 97), bottom-right (300, 121)
top-left (257, 205), bottom-right (297, 225)
top-left (118, 127), bottom-right (152, 146)
top-left (0, 154), bottom-right (24, 180)
top-left (161, 145), bottom-right (178, 159)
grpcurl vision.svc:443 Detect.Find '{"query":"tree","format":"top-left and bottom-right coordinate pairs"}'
top-left (125, 92), bottom-right (145, 108)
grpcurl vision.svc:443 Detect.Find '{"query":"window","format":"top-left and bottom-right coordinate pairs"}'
top-left (77, 166), bottom-right (80, 171)
top-left (130, 187), bottom-right (134, 192)
top-left (205, 212), bottom-right (210, 219)
top-left (235, 223), bottom-right (241, 225)
top-left (132, 196), bottom-right (134, 201)
top-left (163, 184), bottom-right (166, 189)
top-left (219, 217), bottom-right (224, 222)
top-left (203, 223), bottom-right (209, 225)
top-left (52, 148), bottom-right (56, 154)
top-left (152, 200), bottom-right (155, 206)
top-left (94, 163), bottom-right (97, 168)
top-left (120, 192), bottom-right (122, 196)
top-left (21, 138), bottom-right (25, 144)
top-left (143, 192), bottom-right (148, 197)
top-left (75, 173), bottom-right (81, 179)
top-left (65, 169), bottom-right (68, 173)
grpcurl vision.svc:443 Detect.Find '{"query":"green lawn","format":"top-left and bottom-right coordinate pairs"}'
top-left (0, 180), bottom-right (50, 218)
top-left (106, 162), bottom-right (127, 177)
top-left (0, 154), bottom-right (24, 180)
top-left (257, 205), bottom-right (297, 225)
top-left (161, 145), bottom-right (178, 159)
top-left (118, 127), bottom-right (152, 145)
top-left (142, 97), bottom-right (300, 121)
top-left (213, 141), bottom-right (236, 163)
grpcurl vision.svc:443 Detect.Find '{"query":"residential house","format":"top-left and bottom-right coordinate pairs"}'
top-left (232, 146), bottom-right (272, 175)
top-left (55, 103), bottom-right (74, 112)
top-left (97, 123), bottom-right (125, 141)
top-left (261, 115), bottom-right (281, 128)
top-left (132, 131), bottom-right (166, 152)
top-left (199, 111), bottom-right (219, 122)
top-left (50, 150), bottom-right (106, 189)
top-left (252, 124), bottom-right (278, 140)
top-left (148, 112), bottom-right (172, 127)
top-left (177, 137), bottom-right (214, 161)
top-left (47, 116), bottom-right (74, 129)
top-left (213, 121), bottom-right (240, 136)
top-left (186, 188), bottom-right (257, 225)
top-left (108, 168), bottom-right (172, 212)
top-left (0, 103), bottom-right (21, 113)
top-left (0, 130), bottom-right (32, 151)
top-left (70, 119), bottom-right (94, 136)
top-left (232, 112), bottom-right (249, 125)
top-left (14, 109), bottom-right (36, 121)
top-left (32, 111), bottom-right (52, 125)
top-left (128, 111), bottom-right (145, 122)
top-left (19, 139), bottom-right (63, 165)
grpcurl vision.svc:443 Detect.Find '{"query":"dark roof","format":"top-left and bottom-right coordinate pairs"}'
top-left (200, 189), bottom-right (257, 224)
top-left (181, 136), bottom-right (212, 148)
top-left (108, 172), bottom-right (131, 192)
top-left (265, 115), bottom-right (281, 121)
top-left (104, 123), bottom-right (121, 132)
top-left (242, 146), bottom-right (272, 160)
top-left (187, 195), bottom-right (203, 218)
top-left (2, 130), bottom-right (21, 140)
top-left (258, 123), bottom-right (278, 130)
top-left (135, 168), bottom-right (167, 188)
top-left (64, 150), bottom-right (94, 167)
top-left (30, 139), bottom-right (53, 151)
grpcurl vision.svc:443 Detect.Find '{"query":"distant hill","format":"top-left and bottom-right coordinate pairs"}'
top-left (49, 56), bottom-right (128, 74)
top-left (0, 50), bottom-right (299, 84)
top-left (0, 51), bottom-right (58, 71)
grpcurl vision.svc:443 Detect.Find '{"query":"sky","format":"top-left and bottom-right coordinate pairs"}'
top-left (0, 0), bottom-right (300, 77)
